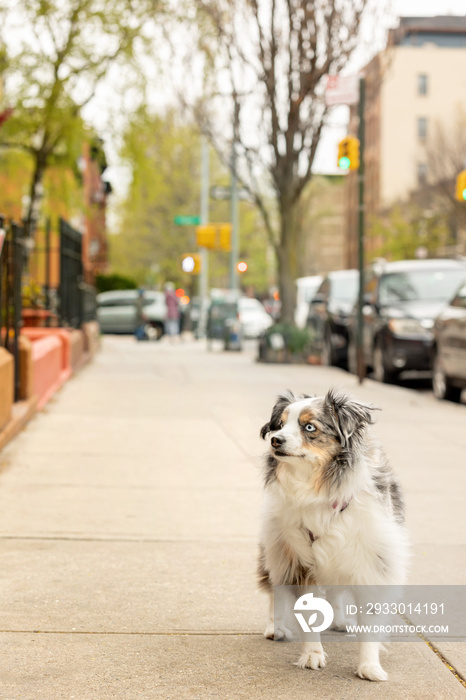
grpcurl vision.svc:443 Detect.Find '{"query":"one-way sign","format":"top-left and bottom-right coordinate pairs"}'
top-left (210, 185), bottom-right (251, 201)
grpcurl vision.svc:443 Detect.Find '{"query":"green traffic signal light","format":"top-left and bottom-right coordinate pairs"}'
top-left (463, 188), bottom-right (466, 201)
top-left (339, 156), bottom-right (351, 170)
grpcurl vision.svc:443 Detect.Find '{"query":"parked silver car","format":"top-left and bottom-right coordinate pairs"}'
top-left (238, 297), bottom-right (273, 338)
top-left (97, 290), bottom-right (167, 338)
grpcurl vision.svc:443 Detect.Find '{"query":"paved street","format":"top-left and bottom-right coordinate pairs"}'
top-left (0, 336), bottom-right (466, 699)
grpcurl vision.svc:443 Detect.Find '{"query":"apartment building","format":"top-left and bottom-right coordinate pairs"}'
top-left (301, 175), bottom-right (347, 276)
top-left (346, 15), bottom-right (466, 267)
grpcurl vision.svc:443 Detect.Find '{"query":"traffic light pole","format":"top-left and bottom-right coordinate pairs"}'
top-left (230, 101), bottom-right (240, 291)
top-left (356, 77), bottom-right (366, 384)
top-left (199, 137), bottom-right (210, 337)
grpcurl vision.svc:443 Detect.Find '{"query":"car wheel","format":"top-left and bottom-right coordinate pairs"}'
top-left (373, 340), bottom-right (397, 384)
top-left (432, 349), bottom-right (462, 402)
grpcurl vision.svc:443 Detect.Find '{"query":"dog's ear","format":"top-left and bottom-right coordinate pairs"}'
top-left (323, 389), bottom-right (377, 448)
top-left (260, 390), bottom-right (296, 439)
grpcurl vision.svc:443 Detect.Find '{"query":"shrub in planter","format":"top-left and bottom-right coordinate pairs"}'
top-left (258, 322), bottom-right (314, 363)
top-left (95, 273), bottom-right (138, 293)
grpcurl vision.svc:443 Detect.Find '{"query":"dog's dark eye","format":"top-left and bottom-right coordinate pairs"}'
top-left (304, 423), bottom-right (316, 433)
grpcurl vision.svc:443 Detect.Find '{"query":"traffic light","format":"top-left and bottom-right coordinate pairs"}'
top-left (196, 224), bottom-right (231, 251)
top-left (455, 170), bottom-right (466, 202)
top-left (337, 136), bottom-right (360, 171)
top-left (181, 253), bottom-right (201, 274)
top-left (237, 261), bottom-right (248, 273)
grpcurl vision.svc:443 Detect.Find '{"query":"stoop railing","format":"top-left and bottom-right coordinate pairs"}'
top-left (0, 215), bottom-right (24, 401)
top-left (58, 218), bottom-right (97, 328)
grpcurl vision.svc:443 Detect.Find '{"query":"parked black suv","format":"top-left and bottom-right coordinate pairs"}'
top-left (306, 269), bottom-right (359, 367)
top-left (347, 259), bottom-right (466, 383)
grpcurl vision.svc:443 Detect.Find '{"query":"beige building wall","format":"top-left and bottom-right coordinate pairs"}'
top-left (380, 45), bottom-right (466, 205)
top-left (302, 176), bottom-right (347, 275)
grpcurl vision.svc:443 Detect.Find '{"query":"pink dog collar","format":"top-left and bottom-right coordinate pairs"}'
top-left (308, 498), bottom-right (353, 544)
top-left (332, 497), bottom-right (352, 512)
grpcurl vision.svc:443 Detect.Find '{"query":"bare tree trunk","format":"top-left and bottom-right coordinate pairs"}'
top-left (277, 200), bottom-right (301, 324)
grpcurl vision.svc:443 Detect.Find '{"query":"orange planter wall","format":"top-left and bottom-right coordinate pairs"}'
top-left (21, 328), bottom-right (73, 409)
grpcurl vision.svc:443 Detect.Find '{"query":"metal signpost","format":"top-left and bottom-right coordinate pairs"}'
top-left (356, 77), bottom-right (366, 384)
top-left (325, 73), bottom-right (365, 384)
top-left (199, 138), bottom-right (210, 337)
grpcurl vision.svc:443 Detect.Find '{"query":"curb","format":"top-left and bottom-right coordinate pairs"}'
top-left (0, 395), bottom-right (38, 453)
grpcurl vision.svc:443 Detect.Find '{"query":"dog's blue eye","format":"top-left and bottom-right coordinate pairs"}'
top-left (304, 423), bottom-right (316, 433)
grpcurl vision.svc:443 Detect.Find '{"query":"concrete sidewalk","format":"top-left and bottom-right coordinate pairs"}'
top-left (0, 336), bottom-right (465, 699)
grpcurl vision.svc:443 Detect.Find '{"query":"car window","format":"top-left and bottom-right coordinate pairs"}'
top-left (210, 303), bottom-right (237, 320)
top-left (239, 299), bottom-right (265, 312)
top-left (318, 279), bottom-right (330, 298)
top-left (451, 283), bottom-right (466, 309)
top-left (144, 292), bottom-right (164, 304)
top-left (98, 296), bottom-right (135, 307)
top-left (143, 296), bottom-right (164, 307)
top-left (330, 274), bottom-right (358, 303)
top-left (378, 269), bottom-right (466, 305)
top-left (305, 284), bottom-right (320, 302)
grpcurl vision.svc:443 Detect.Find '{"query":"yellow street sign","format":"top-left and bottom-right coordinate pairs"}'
top-left (196, 223), bottom-right (232, 251)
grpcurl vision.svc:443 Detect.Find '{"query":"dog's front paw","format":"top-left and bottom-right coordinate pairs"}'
top-left (294, 647), bottom-right (327, 670)
top-left (264, 620), bottom-right (293, 641)
top-left (356, 663), bottom-right (388, 682)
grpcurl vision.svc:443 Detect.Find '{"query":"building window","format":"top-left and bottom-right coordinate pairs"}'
top-left (418, 117), bottom-right (428, 140)
top-left (418, 74), bottom-right (428, 95)
top-left (418, 163), bottom-right (428, 186)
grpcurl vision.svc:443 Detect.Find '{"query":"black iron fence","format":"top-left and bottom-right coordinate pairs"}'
top-left (0, 216), bottom-right (24, 401)
top-left (28, 217), bottom-right (97, 329)
top-left (58, 218), bottom-right (97, 328)
top-left (0, 215), bottom-right (97, 404)
top-left (59, 218), bottom-right (84, 328)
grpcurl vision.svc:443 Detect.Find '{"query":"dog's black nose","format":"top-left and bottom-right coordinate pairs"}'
top-left (271, 435), bottom-right (285, 448)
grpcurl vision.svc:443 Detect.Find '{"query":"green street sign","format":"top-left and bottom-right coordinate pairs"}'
top-left (174, 215), bottom-right (201, 225)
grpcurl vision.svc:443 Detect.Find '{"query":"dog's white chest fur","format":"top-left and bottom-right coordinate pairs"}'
top-left (262, 464), bottom-right (407, 587)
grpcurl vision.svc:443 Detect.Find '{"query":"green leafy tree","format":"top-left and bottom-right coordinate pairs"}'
top-left (370, 205), bottom-right (454, 261)
top-left (111, 107), bottom-right (271, 292)
top-left (111, 108), bottom-right (203, 286)
top-left (0, 0), bottom-right (160, 234)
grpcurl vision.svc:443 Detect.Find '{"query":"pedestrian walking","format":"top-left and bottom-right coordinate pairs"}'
top-left (134, 289), bottom-right (147, 341)
top-left (164, 282), bottom-right (180, 341)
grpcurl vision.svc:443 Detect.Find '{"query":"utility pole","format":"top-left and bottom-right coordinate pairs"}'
top-left (229, 101), bottom-right (240, 291)
top-left (198, 137), bottom-right (209, 337)
top-left (356, 76), bottom-right (366, 384)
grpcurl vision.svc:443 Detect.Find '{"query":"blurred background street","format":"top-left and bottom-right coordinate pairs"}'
top-left (1, 0), bottom-right (466, 696)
